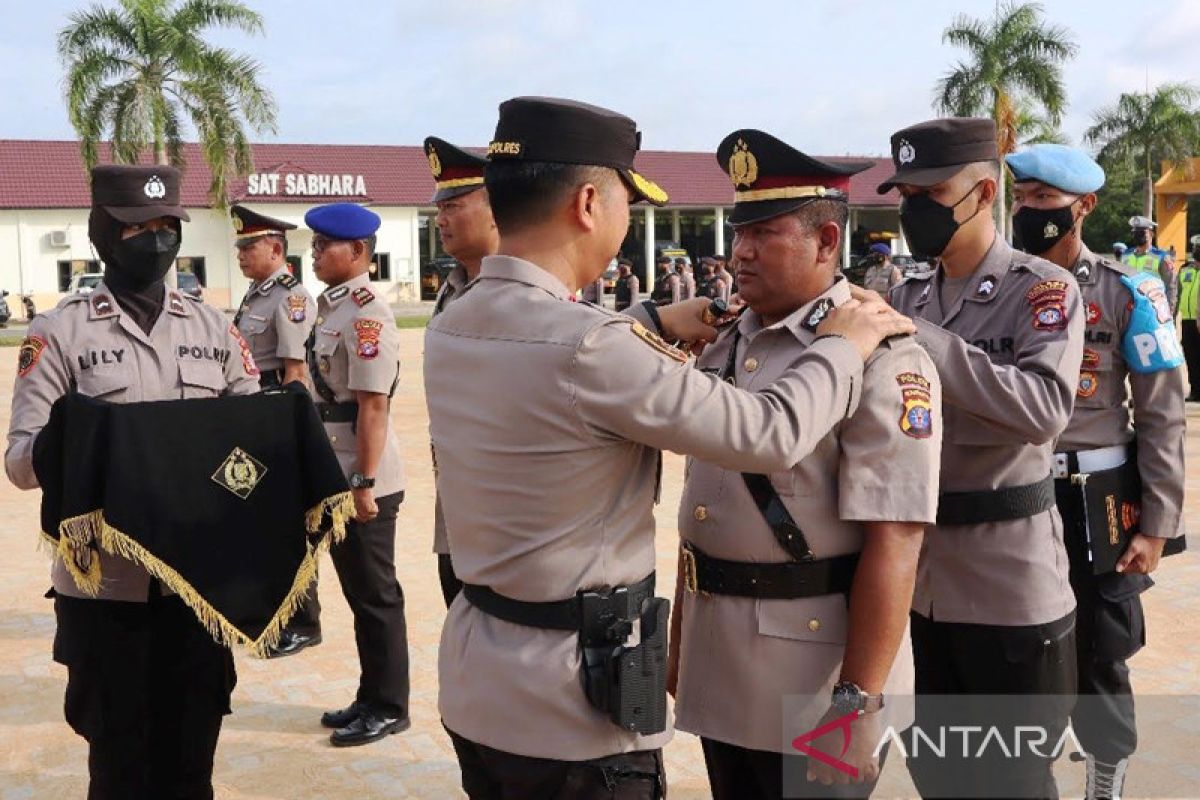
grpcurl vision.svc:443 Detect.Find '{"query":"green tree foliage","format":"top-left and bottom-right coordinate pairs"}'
top-left (59, 0), bottom-right (277, 206)
top-left (935, 1), bottom-right (1078, 237)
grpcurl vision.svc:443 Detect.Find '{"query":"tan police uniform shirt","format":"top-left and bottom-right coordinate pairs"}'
top-left (1059, 245), bottom-right (1185, 540)
top-left (863, 263), bottom-right (900, 294)
top-left (234, 266), bottom-right (316, 377)
top-left (431, 262), bottom-right (469, 555)
top-left (581, 276), bottom-right (605, 304)
top-left (674, 278), bottom-right (941, 753)
top-left (310, 272), bottom-right (404, 498)
top-left (890, 237), bottom-right (1083, 626)
top-left (425, 255), bottom-right (868, 761)
top-left (681, 270), bottom-right (697, 300)
top-left (5, 285), bottom-right (261, 602)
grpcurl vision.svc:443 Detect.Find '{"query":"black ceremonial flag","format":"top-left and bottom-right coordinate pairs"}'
top-left (35, 389), bottom-right (352, 655)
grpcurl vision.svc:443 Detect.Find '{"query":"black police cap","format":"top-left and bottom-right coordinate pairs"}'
top-left (487, 96), bottom-right (668, 206)
top-left (424, 136), bottom-right (487, 203)
top-left (716, 129), bottom-right (870, 226)
top-left (231, 205), bottom-right (296, 246)
top-left (877, 117), bottom-right (998, 194)
top-left (91, 164), bottom-right (190, 224)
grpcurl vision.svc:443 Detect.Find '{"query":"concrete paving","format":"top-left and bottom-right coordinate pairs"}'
top-left (0, 328), bottom-right (1196, 798)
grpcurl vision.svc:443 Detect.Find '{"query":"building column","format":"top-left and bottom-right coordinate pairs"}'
top-left (671, 209), bottom-right (681, 244)
top-left (714, 207), bottom-right (725, 257)
top-left (844, 207), bottom-right (856, 270)
top-left (643, 206), bottom-right (656, 288)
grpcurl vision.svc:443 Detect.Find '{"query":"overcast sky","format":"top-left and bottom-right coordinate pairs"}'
top-left (2, 0), bottom-right (1197, 157)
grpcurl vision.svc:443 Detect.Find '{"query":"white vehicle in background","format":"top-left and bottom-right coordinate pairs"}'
top-left (69, 273), bottom-right (104, 295)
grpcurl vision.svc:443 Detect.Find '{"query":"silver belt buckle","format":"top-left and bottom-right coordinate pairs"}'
top-left (1052, 452), bottom-right (1070, 479)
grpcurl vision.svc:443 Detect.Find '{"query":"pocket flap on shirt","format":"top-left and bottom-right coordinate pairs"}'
top-left (178, 359), bottom-right (225, 391)
top-left (77, 368), bottom-right (131, 398)
top-left (757, 593), bottom-right (848, 645)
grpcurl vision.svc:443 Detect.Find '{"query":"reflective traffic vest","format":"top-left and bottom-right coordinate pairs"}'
top-left (1122, 249), bottom-right (1163, 276)
top-left (1179, 265), bottom-right (1200, 320)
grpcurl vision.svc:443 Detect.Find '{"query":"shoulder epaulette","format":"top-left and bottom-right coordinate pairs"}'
top-left (351, 286), bottom-right (375, 307)
top-left (277, 273), bottom-right (299, 289)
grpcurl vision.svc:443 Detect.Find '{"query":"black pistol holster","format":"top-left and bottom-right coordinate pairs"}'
top-left (463, 573), bottom-right (668, 736)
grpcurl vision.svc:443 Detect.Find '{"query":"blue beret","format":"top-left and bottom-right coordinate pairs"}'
top-left (1005, 144), bottom-right (1105, 194)
top-left (304, 203), bottom-right (381, 239)
top-left (869, 243), bottom-right (891, 255)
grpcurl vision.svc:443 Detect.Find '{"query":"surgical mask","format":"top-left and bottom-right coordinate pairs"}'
top-left (899, 182), bottom-right (984, 258)
top-left (109, 227), bottom-right (180, 289)
top-left (1012, 203), bottom-right (1076, 255)
top-left (1131, 229), bottom-right (1150, 247)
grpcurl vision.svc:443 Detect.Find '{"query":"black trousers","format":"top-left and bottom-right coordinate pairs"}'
top-left (1056, 478), bottom-right (1148, 763)
top-left (701, 737), bottom-right (887, 800)
top-left (1181, 318), bottom-right (1200, 397)
top-left (329, 490), bottom-right (409, 717)
top-left (907, 610), bottom-right (1077, 799)
top-left (439, 552), bottom-right (463, 609)
top-left (53, 593), bottom-right (236, 800)
top-left (446, 727), bottom-right (665, 799)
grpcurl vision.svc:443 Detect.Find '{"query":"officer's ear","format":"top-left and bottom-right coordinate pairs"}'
top-left (814, 221), bottom-right (841, 267)
top-left (572, 182), bottom-right (601, 233)
top-left (1076, 193), bottom-right (1098, 218)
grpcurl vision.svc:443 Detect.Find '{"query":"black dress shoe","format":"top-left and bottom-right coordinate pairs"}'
top-left (264, 631), bottom-right (322, 659)
top-left (320, 701), bottom-right (362, 729)
top-left (330, 710), bottom-right (411, 747)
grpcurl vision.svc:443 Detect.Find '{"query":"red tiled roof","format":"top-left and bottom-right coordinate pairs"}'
top-left (0, 139), bottom-right (899, 209)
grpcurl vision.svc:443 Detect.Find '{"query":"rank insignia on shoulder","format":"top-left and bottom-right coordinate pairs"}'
top-left (802, 298), bottom-right (835, 332)
top-left (258, 278), bottom-right (277, 295)
top-left (17, 335), bottom-right (46, 378)
top-left (276, 273), bottom-right (298, 289)
top-left (285, 295), bottom-right (307, 323)
top-left (326, 286), bottom-right (350, 302)
top-left (168, 292), bottom-right (187, 315)
top-left (975, 275), bottom-right (997, 298)
top-left (1026, 280), bottom-right (1069, 332)
top-left (354, 318), bottom-right (384, 359)
top-left (896, 372), bottom-right (933, 439)
top-left (91, 294), bottom-right (115, 316)
top-left (211, 447), bottom-right (267, 499)
top-left (630, 322), bottom-right (687, 364)
top-left (351, 287), bottom-right (375, 307)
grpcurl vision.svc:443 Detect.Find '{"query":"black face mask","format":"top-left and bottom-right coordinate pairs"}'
top-left (109, 227), bottom-right (181, 290)
top-left (1012, 203), bottom-right (1076, 255)
top-left (899, 182), bottom-right (984, 258)
top-left (1192, 246), bottom-right (1200, 262)
top-left (1131, 229), bottom-right (1151, 247)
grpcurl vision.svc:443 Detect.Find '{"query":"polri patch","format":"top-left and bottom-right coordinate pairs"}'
top-left (1026, 280), bottom-right (1068, 332)
top-left (896, 372), bottom-right (933, 439)
top-left (286, 295), bottom-right (307, 323)
top-left (1077, 371), bottom-right (1099, 398)
top-left (354, 319), bottom-right (384, 360)
top-left (352, 287), bottom-right (375, 308)
top-left (1082, 348), bottom-right (1100, 369)
top-left (17, 336), bottom-right (46, 378)
top-left (630, 322), bottom-right (687, 364)
top-left (211, 447), bottom-right (267, 500)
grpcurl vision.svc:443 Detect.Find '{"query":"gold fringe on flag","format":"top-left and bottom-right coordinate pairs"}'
top-left (55, 510), bottom-right (104, 596)
top-left (306, 490), bottom-right (355, 546)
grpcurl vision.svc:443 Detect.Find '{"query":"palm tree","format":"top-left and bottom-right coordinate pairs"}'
top-left (935, 1), bottom-right (1078, 237)
top-left (59, 0), bottom-right (277, 206)
top-left (1085, 83), bottom-right (1200, 219)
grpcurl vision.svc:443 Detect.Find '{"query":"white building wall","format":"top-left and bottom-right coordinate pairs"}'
top-left (0, 205), bottom-right (422, 313)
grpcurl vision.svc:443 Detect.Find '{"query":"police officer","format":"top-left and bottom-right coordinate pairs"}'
top-left (230, 205), bottom-right (323, 657)
top-left (1178, 236), bottom-right (1200, 400)
top-left (672, 129), bottom-right (942, 799)
top-left (581, 272), bottom-right (606, 304)
top-left (881, 119), bottom-right (1084, 798)
top-left (614, 257), bottom-right (639, 311)
top-left (424, 136), bottom-right (499, 607)
top-left (425, 96), bottom-right (914, 799)
top-left (305, 202), bottom-right (411, 747)
top-left (715, 254), bottom-right (736, 298)
top-left (1122, 216), bottom-right (1176, 312)
top-left (651, 255), bottom-right (681, 304)
top-left (1007, 144), bottom-right (1186, 799)
top-left (861, 243), bottom-right (901, 293)
top-left (5, 165), bottom-right (260, 798)
top-left (676, 256), bottom-right (696, 299)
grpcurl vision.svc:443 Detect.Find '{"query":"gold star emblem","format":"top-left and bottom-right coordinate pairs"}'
top-left (211, 447), bottom-right (267, 499)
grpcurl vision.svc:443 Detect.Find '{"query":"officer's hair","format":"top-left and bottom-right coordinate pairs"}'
top-left (792, 200), bottom-right (849, 267)
top-left (964, 160), bottom-right (1001, 189)
top-left (362, 234), bottom-right (377, 260)
top-left (485, 161), bottom-right (617, 233)
top-left (265, 233), bottom-right (288, 256)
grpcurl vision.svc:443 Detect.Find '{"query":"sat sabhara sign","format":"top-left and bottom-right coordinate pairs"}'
top-left (246, 171), bottom-right (368, 198)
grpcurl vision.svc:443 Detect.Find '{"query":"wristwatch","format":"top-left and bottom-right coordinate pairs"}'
top-left (348, 472), bottom-right (376, 490)
top-left (831, 681), bottom-right (885, 716)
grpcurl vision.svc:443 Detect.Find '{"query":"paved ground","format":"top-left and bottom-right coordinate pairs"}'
top-left (0, 328), bottom-right (1197, 799)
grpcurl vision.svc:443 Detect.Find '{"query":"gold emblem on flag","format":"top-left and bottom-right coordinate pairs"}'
top-left (212, 447), bottom-right (267, 499)
top-left (728, 139), bottom-right (758, 187)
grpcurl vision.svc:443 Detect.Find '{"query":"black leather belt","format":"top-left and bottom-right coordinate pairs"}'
top-left (315, 401), bottom-right (358, 424)
top-left (681, 541), bottom-right (858, 599)
top-left (936, 476), bottom-right (1055, 526)
top-left (463, 573), bottom-right (656, 632)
